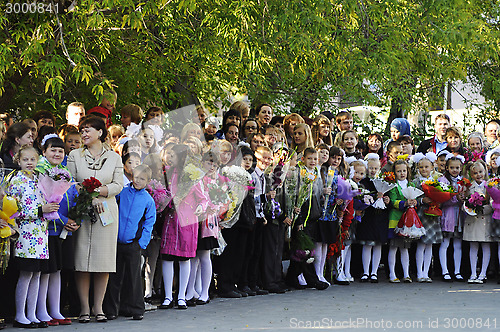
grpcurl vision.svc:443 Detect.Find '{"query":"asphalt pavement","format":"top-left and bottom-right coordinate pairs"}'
top-left (7, 279), bottom-right (499, 332)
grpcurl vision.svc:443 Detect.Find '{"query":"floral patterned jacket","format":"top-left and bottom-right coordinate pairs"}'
top-left (7, 171), bottom-right (48, 259)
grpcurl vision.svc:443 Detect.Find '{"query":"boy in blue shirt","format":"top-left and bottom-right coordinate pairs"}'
top-left (104, 165), bottom-right (156, 321)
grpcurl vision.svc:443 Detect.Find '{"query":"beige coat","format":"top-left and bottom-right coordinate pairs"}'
top-left (67, 146), bottom-right (124, 272)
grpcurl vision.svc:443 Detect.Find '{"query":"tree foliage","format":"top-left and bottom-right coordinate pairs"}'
top-left (0, 0), bottom-right (498, 125)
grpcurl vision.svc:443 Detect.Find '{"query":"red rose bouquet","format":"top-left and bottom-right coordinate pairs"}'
top-left (68, 177), bottom-right (102, 225)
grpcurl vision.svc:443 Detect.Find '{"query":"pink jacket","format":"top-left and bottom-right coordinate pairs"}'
top-left (160, 171), bottom-right (208, 258)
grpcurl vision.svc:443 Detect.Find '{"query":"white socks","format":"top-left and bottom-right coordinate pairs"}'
top-left (388, 247), bottom-right (409, 279)
top-left (177, 260), bottom-right (191, 302)
top-left (388, 246), bottom-right (397, 280)
top-left (47, 271), bottom-right (65, 320)
top-left (198, 250), bottom-right (212, 302)
top-left (161, 261), bottom-right (174, 302)
top-left (16, 271), bottom-right (41, 324)
top-left (186, 257), bottom-right (200, 300)
top-left (372, 245), bottom-right (381, 276)
top-left (469, 242), bottom-right (491, 278)
top-left (314, 243), bottom-right (329, 283)
top-left (453, 239), bottom-right (462, 275)
top-left (400, 248), bottom-right (410, 278)
top-left (362, 245), bottom-right (372, 275)
top-left (161, 259), bottom-right (191, 302)
top-left (344, 245), bottom-right (352, 279)
top-left (36, 273), bottom-right (52, 322)
top-left (416, 243), bottom-right (433, 279)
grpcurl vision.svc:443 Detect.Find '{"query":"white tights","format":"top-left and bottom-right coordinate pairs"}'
top-left (388, 246), bottom-right (409, 280)
top-left (439, 238), bottom-right (462, 275)
top-left (469, 242), bottom-right (491, 278)
top-left (162, 260), bottom-right (190, 303)
top-left (15, 271), bottom-right (41, 324)
top-left (336, 245), bottom-right (352, 279)
top-left (36, 273), bottom-right (52, 322)
top-left (313, 242), bottom-right (328, 282)
top-left (362, 244), bottom-right (382, 276)
top-left (186, 250), bottom-right (212, 302)
top-left (416, 243), bottom-right (433, 279)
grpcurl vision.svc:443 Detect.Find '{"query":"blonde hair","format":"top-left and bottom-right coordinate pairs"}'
top-left (292, 123), bottom-right (314, 154)
top-left (311, 114), bottom-right (333, 146)
top-left (133, 164), bottom-right (152, 180)
top-left (180, 123), bottom-right (202, 143)
top-left (14, 146), bottom-right (39, 164)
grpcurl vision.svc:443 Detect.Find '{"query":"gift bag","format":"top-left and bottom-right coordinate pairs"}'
top-left (395, 207), bottom-right (426, 238)
top-left (395, 187), bottom-right (426, 239)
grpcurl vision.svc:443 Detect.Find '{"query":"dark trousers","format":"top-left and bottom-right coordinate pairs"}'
top-left (261, 222), bottom-right (285, 289)
top-left (104, 242), bottom-right (145, 316)
top-left (217, 227), bottom-right (250, 293)
top-left (246, 220), bottom-right (264, 289)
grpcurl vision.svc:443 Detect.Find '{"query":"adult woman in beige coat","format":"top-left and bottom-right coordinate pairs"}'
top-left (67, 116), bottom-right (123, 323)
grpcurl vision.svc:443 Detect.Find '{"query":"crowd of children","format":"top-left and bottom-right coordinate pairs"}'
top-left (2, 100), bottom-right (500, 329)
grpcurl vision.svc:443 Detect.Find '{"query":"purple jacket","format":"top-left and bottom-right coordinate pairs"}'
top-left (438, 176), bottom-right (463, 233)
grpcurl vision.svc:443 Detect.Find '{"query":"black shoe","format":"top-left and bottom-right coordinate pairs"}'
top-left (106, 315), bottom-right (117, 321)
top-left (132, 315), bottom-right (143, 321)
top-left (196, 298), bottom-right (210, 305)
top-left (177, 300), bottom-right (188, 310)
top-left (278, 283), bottom-right (290, 292)
top-left (334, 279), bottom-right (350, 285)
top-left (186, 298), bottom-right (198, 307)
top-left (251, 286), bottom-right (269, 295)
top-left (37, 321), bottom-right (48, 328)
top-left (13, 321), bottom-right (38, 329)
top-left (239, 286), bottom-right (256, 296)
top-left (314, 281), bottom-right (329, 290)
top-left (95, 314), bottom-right (107, 323)
top-left (218, 290), bottom-right (242, 298)
top-left (266, 286), bottom-right (286, 294)
top-left (235, 288), bottom-right (248, 297)
top-left (77, 314), bottom-right (90, 324)
top-left (158, 298), bottom-right (174, 309)
top-left (286, 281), bottom-right (306, 290)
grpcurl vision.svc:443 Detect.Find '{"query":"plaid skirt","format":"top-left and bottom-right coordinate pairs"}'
top-left (419, 215), bottom-right (443, 244)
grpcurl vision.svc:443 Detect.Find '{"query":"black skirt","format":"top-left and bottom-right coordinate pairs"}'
top-left (198, 236), bottom-right (218, 250)
top-left (161, 254), bottom-right (190, 262)
top-left (46, 236), bottom-right (63, 273)
top-left (15, 257), bottom-right (49, 273)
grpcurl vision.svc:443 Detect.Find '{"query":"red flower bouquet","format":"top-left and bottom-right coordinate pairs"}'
top-left (421, 180), bottom-right (457, 217)
top-left (68, 177), bottom-right (102, 225)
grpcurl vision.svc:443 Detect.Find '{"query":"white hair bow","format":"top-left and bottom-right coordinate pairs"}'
top-left (345, 156), bottom-right (357, 165)
top-left (486, 147), bottom-right (500, 164)
top-left (364, 153), bottom-right (380, 161)
top-left (445, 153), bottom-right (465, 163)
top-left (412, 152), bottom-right (437, 164)
top-left (41, 133), bottom-right (59, 147)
